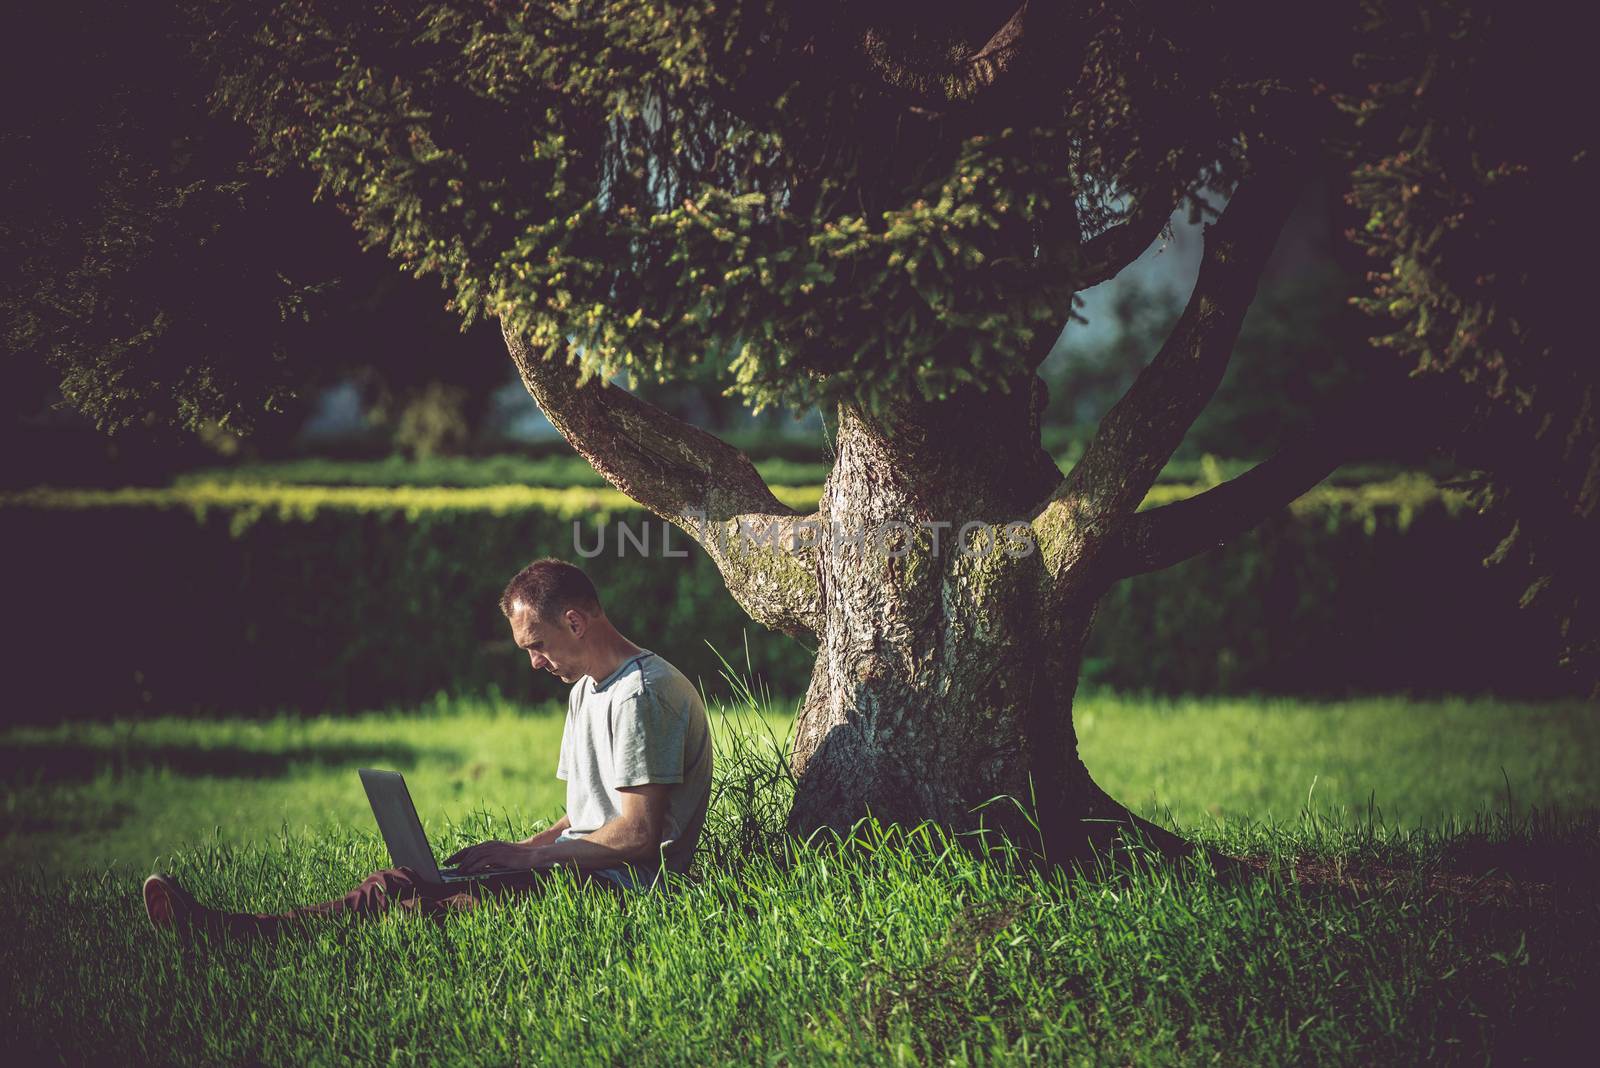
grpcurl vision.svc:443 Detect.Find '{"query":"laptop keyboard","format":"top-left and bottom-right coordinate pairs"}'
top-left (439, 865), bottom-right (524, 881)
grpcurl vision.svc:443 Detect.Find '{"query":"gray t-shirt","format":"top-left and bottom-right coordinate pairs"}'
top-left (556, 649), bottom-right (712, 883)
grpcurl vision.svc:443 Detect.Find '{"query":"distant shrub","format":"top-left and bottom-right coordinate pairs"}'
top-left (0, 475), bottom-right (1579, 722)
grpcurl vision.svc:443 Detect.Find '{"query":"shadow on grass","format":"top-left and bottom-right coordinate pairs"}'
top-left (1436, 834), bottom-right (1600, 889)
top-left (0, 739), bottom-right (436, 783)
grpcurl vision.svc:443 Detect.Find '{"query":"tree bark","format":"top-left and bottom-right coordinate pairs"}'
top-left (502, 326), bottom-right (823, 637)
top-left (784, 377), bottom-right (1190, 867)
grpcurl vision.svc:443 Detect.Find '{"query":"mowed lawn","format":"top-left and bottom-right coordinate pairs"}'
top-left (2, 690), bottom-right (1598, 1065)
top-left (3, 691), bottom-right (1595, 874)
top-left (1079, 692), bottom-right (1600, 834)
top-left (1, 696), bottom-right (601, 875)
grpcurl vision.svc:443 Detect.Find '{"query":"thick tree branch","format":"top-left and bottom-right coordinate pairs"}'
top-left (1028, 163), bottom-right (1306, 583)
top-left (856, 2), bottom-right (1078, 117)
top-left (1028, 161), bottom-right (1305, 585)
top-left (1071, 186), bottom-right (1185, 290)
top-left (1064, 166), bottom-right (1305, 518)
top-left (502, 325), bottom-right (822, 635)
top-left (1101, 369), bottom-right (1464, 580)
top-left (860, 5), bottom-right (1025, 106)
top-left (1102, 415), bottom-right (1353, 581)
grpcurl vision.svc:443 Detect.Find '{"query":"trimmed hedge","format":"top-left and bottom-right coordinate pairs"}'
top-left (1096, 476), bottom-right (1577, 697)
top-left (1, 485), bottom-right (819, 724)
top-left (170, 455), bottom-right (837, 491)
top-left (166, 453), bottom-right (1439, 491)
top-left (0, 477), bottom-right (1580, 722)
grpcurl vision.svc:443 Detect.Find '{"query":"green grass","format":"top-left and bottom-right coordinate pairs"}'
top-left (1080, 692), bottom-right (1600, 833)
top-left (3, 690), bottom-right (1597, 1064)
top-left (0, 695), bottom-right (584, 873)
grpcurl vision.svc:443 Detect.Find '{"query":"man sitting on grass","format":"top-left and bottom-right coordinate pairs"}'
top-left (142, 557), bottom-right (713, 937)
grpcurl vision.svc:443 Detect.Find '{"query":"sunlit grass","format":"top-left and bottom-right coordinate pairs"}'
top-left (2, 688), bottom-right (1596, 1064)
top-left (0, 694), bottom-right (794, 874)
top-left (5, 689), bottom-right (1592, 875)
top-left (1077, 690), bottom-right (1600, 834)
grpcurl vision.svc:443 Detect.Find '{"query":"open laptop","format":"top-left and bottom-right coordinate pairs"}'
top-left (358, 768), bottom-right (525, 884)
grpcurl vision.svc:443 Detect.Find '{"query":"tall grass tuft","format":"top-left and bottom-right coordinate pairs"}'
top-left (695, 640), bottom-right (797, 874)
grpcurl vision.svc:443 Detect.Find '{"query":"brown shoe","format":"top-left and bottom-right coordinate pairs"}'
top-left (143, 873), bottom-right (202, 931)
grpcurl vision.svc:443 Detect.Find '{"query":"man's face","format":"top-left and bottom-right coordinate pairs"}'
top-left (509, 602), bottom-right (586, 684)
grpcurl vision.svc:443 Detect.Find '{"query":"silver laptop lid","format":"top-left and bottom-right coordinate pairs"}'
top-left (358, 768), bottom-right (444, 883)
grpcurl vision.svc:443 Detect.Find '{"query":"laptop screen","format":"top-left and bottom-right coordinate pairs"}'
top-left (358, 768), bottom-right (443, 882)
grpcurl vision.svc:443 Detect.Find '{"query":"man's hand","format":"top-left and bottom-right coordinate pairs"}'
top-left (443, 840), bottom-right (554, 874)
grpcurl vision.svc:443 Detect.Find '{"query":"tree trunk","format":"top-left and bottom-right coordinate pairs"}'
top-left (786, 380), bottom-right (1189, 867)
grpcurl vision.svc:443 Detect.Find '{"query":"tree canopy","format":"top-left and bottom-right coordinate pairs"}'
top-left (6, 0), bottom-right (1592, 695)
top-left (200, 0), bottom-right (1346, 415)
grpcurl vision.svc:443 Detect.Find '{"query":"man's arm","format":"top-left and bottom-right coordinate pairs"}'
top-left (452, 786), bottom-right (670, 873)
top-left (519, 815), bottom-right (571, 848)
top-left (532, 784), bottom-right (670, 870)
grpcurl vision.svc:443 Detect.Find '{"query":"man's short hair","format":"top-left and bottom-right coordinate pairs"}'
top-left (499, 558), bottom-right (603, 622)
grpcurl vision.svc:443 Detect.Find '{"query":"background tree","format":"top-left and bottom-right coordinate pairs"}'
top-left (88, 0), bottom-right (1588, 864)
top-left (1336, 0), bottom-right (1598, 696)
top-left (1042, 278), bottom-right (1184, 436)
top-left (1044, 260), bottom-right (1390, 463)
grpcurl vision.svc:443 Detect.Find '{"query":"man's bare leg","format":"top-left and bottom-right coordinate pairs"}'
top-left (143, 867), bottom-right (558, 940)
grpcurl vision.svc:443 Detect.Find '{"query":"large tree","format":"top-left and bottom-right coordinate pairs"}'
top-left (161, 0), bottom-right (1592, 864)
